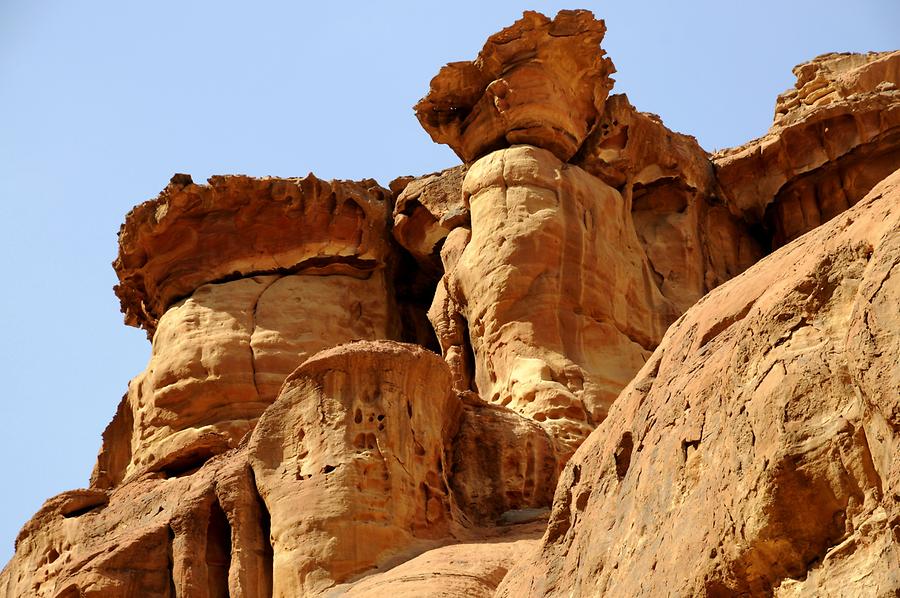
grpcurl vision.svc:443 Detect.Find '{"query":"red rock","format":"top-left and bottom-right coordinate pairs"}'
top-left (715, 51), bottom-right (900, 248)
top-left (4, 11), bottom-right (899, 598)
top-left (94, 175), bottom-right (401, 486)
top-left (392, 165), bottom-right (468, 271)
top-left (114, 173), bottom-right (393, 335)
top-left (576, 94), bottom-right (765, 313)
top-left (430, 144), bottom-right (676, 463)
top-left (498, 169), bottom-right (900, 597)
top-left (248, 341), bottom-right (461, 595)
top-left (415, 10), bottom-right (614, 163)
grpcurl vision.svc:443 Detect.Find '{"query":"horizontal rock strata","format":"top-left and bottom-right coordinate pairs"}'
top-left (715, 50), bottom-right (900, 248)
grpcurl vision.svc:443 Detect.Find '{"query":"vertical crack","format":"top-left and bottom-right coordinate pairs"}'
top-left (247, 465), bottom-right (274, 597)
top-left (247, 276), bottom-right (280, 402)
top-left (205, 499), bottom-right (232, 598)
top-left (166, 524), bottom-right (177, 598)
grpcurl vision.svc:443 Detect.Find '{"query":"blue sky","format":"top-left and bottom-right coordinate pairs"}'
top-left (1, 1), bottom-right (897, 564)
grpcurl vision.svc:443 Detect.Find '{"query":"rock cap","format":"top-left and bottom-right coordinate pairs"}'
top-left (415, 10), bottom-right (615, 163)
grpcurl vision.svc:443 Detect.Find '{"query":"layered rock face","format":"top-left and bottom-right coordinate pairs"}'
top-left (95, 174), bottom-right (399, 487)
top-left (715, 50), bottom-right (900, 248)
top-left (4, 8), bottom-right (900, 598)
top-left (499, 170), bottom-right (900, 597)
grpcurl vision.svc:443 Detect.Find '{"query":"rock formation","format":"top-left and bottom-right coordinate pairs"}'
top-left (498, 167), bottom-right (900, 598)
top-left (3, 9), bottom-right (899, 598)
top-left (430, 144), bottom-right (676, 464)
top-left (248, 341), bottom-right (460, 596)
top-left (96, 174), bottom-right (400, 487)
top-left (575, 94), bottom-right (765, 313)
top-left (414, 10), bottom-right (615, 164)
top-left (715, 50), bottom-right (900, 249)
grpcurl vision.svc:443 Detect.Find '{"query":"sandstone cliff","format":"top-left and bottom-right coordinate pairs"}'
top-left (2, 9), bottom-right (898, 598)
top-left (498, 166), bottom-right (900, 598)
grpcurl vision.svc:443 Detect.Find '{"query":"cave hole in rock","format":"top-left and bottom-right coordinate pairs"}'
top-left (205, 500), bottom-right (231, 598)
top-left (392, 242), bottom-right (442, 352)
top-left (61, 503), bottom-right (105, 519)
top-left (249, 468), bottom-right (274, 596)
top-left (60, 494), bottom-right (109, 519)
top-left (156, 446), bottom-right (221, 479)
top-left (166, 525), bottom-right (177, 598)
top-left (614, 432), bottom-right (634, 480)
top-left (459, 313), bottom-right (478, 392)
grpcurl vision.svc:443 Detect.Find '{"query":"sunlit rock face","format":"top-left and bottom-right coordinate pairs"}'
top-left (715, 50), bottom-right (900, 249)
top-left (114, 173), bottom-right (394, 334)
top-left (430, 144), bottom-right (676, 463)
top-left (248, 341), bottom-right (461, 596)
top-left (575, 93), bottom-right (765, 314)
top-left (94, 174), bottom-right (399, 486)
top-left (415, 10), bottom-right (615, 164)
top-left (4, 9), bottom-right (900, 598)
top-left (499, 170), bottom-right (900, 598)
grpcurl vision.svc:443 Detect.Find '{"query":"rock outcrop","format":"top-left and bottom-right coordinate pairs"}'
top-left (715, 50), bottom-right (900, 249)
top-left (3, 8), bottom-right (899, 598)
top-left (248, 341), bottom-right (460, 595)
top-left (499, 169), bottom-right (900, 597)
top-left (575, 94), bottom-right (765, 313)
top-left (415, 10), bottom-right (615, 164)
top-left (114, 173), bottom-right (394, 334)
top-left (391, 165), bottom-right (468, 273)
top-left (95, 174), bottom-right (400, 486)
top-left (430, 144), bottom-right (676, 463)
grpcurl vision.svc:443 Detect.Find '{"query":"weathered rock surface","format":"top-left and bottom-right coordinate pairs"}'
top-left (715, 50), bottom-right (900, 249)
top-left (430, 144), bottom-right (677, 462)
top-left (114, 173), bottom-right (393, 334)
top-left (96, 270), bottom-right (396, 487)
top-left (248, 341), bottom-right (460, 596)
top-left (415, 10), bottom-right (615, 164)
top-left (576, 94), bottom-right (765, 313)
top-left (391, 165), bottom-right (468, 272)
top-left (499, 169), bottom-right (900, 597)
top-left (1, 450), bottom-right (271, 598)
top-left (4, 9), bottom-right (900, 598)
top-left (0, 340), bottom-right (550, 598)
top-left (331, 522), bottom-right (544, 597)
top-left (449, 393), bottom-right (558, 524)
top-left (95, 175), bottom-right (400, 486)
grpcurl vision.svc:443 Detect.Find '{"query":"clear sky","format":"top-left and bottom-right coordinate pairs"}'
top-left (1, 1), bottom-right (897, 565)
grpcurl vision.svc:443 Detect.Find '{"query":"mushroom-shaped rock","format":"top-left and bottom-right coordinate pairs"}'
top-left (115, 173), bottom-right (393, 334)
top-left (95, 174), bottom-right (399, 488)
top-left (415, 10), bottom-right (615, 164)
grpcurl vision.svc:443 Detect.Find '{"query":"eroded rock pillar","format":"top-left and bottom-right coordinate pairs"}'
top-left (93, 174), bottom-right (398, 486)
top-left (431, 145), bottom-right (675, 461)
